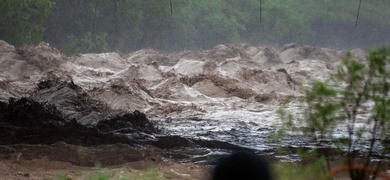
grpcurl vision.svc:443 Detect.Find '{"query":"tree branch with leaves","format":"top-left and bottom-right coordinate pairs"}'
top-left (279, 47), bottom-right (390, 180)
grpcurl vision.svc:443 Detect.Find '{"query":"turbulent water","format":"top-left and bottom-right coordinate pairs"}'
top-left (0, 40), bottom-right (374, 164)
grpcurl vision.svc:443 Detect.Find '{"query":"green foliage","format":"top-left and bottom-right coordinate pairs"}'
top-left (273, 152), bottom-right (330, 180)
top-left (84, 170), bottom-right (109, 180)
top-left (45, 0), bottom-right (143, 53)
top-left (1, 1), bottom-right (390, 53)
top-left (136, 0), bottom-right (196, 50)
top-left (258, 2), bottom-right (309, 43)
top-left (53, 166), bottom-right (162, 180)
top-left (43, 0), bottom-right (390, 54)
top-left (65, 32), bottom-right (108, 54)
top-left (269, 129), bottom-right (286, 141)
top-left (279, 47), bottom-right (390, 179)
top-left (130, 168), bottom-right (162, 180)
top-left (54, 173), bottom-right (69, 180)
top-left (303, 81), bottom-right (340, 136)
top-left (0, 0), bottom-right (53, 46)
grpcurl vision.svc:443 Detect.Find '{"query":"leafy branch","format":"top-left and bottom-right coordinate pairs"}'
top-left (279, 47), bottom-right (390, 180)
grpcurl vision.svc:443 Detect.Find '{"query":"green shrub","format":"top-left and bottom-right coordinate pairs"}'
top-left (65, 32), bottom-right (108, 55)
top-left (279, 46), bottom-right (390, 180)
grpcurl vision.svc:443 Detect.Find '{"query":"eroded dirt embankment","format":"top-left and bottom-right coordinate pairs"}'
top-left (0, 40), bottom-right (368, 167)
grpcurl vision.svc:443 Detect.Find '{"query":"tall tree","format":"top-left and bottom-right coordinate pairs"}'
top-left (44, 0), bottom-right (143, 54)
top-left (35, 0), bottom-right (389, 53)
top-left (0, 0), bottom-right (53, 46)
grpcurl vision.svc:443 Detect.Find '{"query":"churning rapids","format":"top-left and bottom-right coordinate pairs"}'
top-left (0, 40), bottom-right (381, 165)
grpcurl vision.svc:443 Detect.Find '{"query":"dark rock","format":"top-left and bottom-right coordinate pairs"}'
top-left (32, 79), bottom-right (111, 125)
top-left (0, 95), bottom-right (155, 146)
top-left (96, 110), bottom-right (155, 133)
top-left (151, 136), bottom-right (193, 149)
top-left (0, 97), bottom-right (65, 128)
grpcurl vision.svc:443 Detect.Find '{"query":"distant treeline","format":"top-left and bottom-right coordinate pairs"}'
top-left (1, 0), bottom-right (389, 54)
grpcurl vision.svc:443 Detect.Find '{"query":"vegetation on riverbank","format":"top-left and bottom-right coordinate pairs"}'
top-left (1, 0), bottom-right (389, 54)
top-left (279, 46), bottom-right (390, 179)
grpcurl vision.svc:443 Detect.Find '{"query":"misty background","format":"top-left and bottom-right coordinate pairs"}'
top-left (0, 0), bottom-right (389, 55)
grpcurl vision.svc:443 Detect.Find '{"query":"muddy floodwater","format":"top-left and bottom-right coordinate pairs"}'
top-left (152, 110), bottom-right (342, 163)
top-left (1, 40), bottom-right (388, 166)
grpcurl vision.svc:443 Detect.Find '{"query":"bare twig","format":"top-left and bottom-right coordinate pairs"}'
top-left (170, 0), bottom-right (173, 14)
top-left (259, 0), bottom-right (263, 23)
top-left (355, 0), bottom-right (363, 27)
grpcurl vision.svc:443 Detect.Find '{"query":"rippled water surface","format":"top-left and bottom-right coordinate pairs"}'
top-left (150, 109), bottom-right (389, 163)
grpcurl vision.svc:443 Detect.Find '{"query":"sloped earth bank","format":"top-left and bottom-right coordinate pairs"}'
top-left (0, 40), bottom-right (386, 178)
